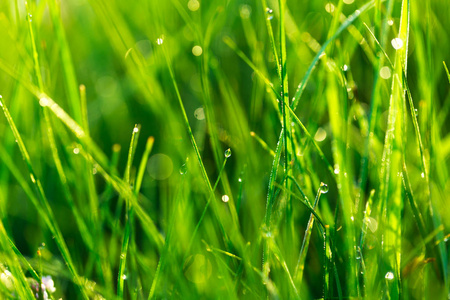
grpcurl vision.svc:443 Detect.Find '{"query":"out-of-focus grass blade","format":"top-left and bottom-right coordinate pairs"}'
top-left (117, 124), bottom-right (141, 298)
top-left (159, 41), bottom-right (233, 248)
top-left (250, 131), bottom-right (276, 157)
top-left (0, 221), bottom-right (35, 299)
top-left (260, 0), bottom-right (280, 77)
top-left (0, 96), bottom-right (90, 299)
top-left (287, 105), bottom-right (334, 176)
top-left (378, 0), bottom-right (409, 298)
top-left (291, 0), bottom-right (376, 111)
top-left (269, 238), bottom-right (299, 299)
top-left (47, 0), bottom-right (82, 123)
top-left (223, 36), bottom-right (280, 100)
top-left (444, 62), bottom-right (450, 83)
top-left (294, 183), bottom-right (325, 288)
top-left (263, 130), bottom-right (283, 278)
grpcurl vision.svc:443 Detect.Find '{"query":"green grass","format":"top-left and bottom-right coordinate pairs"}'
top-left (0, 0), bottom-right (449, 298)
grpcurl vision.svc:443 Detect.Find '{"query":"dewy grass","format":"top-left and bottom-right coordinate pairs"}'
top-left (0, 0), bottom-right (449, 298)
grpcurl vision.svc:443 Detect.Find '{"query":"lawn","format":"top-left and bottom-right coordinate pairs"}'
top-left (0, 0), bottom-right (449, 299)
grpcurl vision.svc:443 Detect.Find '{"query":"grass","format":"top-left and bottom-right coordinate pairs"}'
top-left (0, 0), bottom-right (449, 298)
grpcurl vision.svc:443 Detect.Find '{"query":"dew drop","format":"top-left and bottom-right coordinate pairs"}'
top-left (156, 35), bottom-right (165, 45)
top-left (179, 164), bottom-right (187, 175)
top-left (421, 172), bottom-right (425, 178)
top-left (121, 274), bottom-right (127, 280)
top-left (222, 195), bottom-right (229, 203)
top-left (342, 64), bottom-right (349, 72)
top-left (314, 127), bottom-right (327, 142)
top-left (385, 271), bottom-right (394, 280)
top-left (320, 182), bottom-right (329, 194)
top-left (224, 148), bottom-right (232, 158)
top-left (73, 148), bottom-right (80, 155)
top-left (133, 126), bottom-right (139, 133)
top-left (387, 19), bottom-right (394, 26)
top-left (391, 38), bottom-right (404, 50)
top-left (265, 7), bottom-right (273, 20)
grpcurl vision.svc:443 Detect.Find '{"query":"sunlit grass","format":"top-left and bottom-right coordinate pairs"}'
top-left (0, 0), bottom-right (449, 298)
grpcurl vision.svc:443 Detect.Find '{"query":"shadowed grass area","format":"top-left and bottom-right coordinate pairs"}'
top-left (0, 0), bottom-right (449, 298)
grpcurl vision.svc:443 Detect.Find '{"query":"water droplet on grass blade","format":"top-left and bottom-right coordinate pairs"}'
top-left (224, 148), bottom-right (232, 158)
top-left (73, 148), bottom-right (80, 155)
top-left (385, 272), bottom-right (394, 280)
top-left (320, 182), bottom-right (329, 194)
top-left (156, 35), bottom-right (165, 45)
top-left (265, 7), bottom-right (273, 20)
top-left (314, 127), bottom-right (327, 142)
top-left (222, 195), bottom-right (229, 203)
top-left (391, 38), bottom-right (404, 50)
top-left (179, 164), bottom-right (187, 175)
